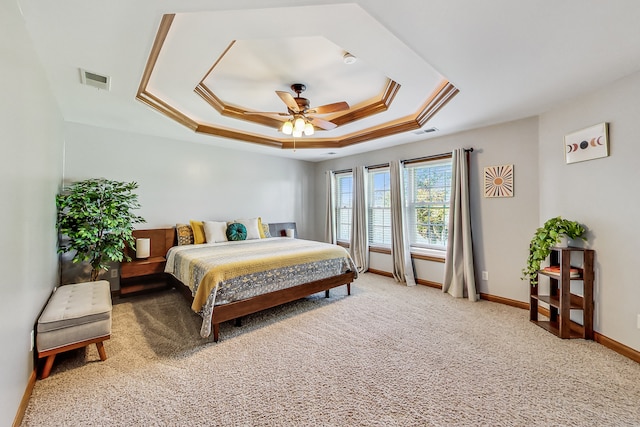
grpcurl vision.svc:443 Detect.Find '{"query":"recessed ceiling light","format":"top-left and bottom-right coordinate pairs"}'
top-left (343, 53), bottom-right (357, 65)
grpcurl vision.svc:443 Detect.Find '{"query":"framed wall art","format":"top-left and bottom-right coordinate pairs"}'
top-left (484, 164), bottom-right (513, 198)
top-left (565, 122), bottom-right (609, 164)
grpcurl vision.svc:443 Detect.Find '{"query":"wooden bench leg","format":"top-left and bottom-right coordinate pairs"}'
top-left (96, 341), bottom-right (107, 361)
top-left (38, 335), bottom-right (110, 379)
top-left (347, 283), bottom-right (351, 295)
top-left (40, 355), bottom-right (57, 380)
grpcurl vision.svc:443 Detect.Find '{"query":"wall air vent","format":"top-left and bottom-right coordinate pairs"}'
top-left (413, 127), bottom-right (438, 135)
top-left (79, 68), bottom-right (111, 90)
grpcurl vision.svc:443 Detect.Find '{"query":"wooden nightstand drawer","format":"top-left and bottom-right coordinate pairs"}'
top-left (121, 256), bottom-right (166, 278)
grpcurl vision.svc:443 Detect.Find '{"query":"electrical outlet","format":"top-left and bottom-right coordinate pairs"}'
top-left (637, 314), bottom-right (640, 330)
top-left (110, 268), bottom-right (118, 278)
top-left (482, 271), bottom-right (489, 281)
top-left (30, 330), bottom-right (34, 351)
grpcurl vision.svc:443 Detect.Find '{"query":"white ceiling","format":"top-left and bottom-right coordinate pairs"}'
top-left (17, 0), bottom-right (640, 162)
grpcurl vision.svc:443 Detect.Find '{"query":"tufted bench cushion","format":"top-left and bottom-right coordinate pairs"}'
top-left (37, 280), bottom-right (112, 379)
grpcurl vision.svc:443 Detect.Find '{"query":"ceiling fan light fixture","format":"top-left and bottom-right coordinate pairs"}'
top-left (294, 116), bottom-right (306, 132)
top-left (304, 122), bottom-right (315, 136)
top-left (281, 121), bottom-right (293, 135)
top-left (268, 84), bottom-right (348, 139)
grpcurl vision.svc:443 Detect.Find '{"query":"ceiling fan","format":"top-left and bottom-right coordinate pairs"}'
top-left (245, 83), bottom-right (349, 136)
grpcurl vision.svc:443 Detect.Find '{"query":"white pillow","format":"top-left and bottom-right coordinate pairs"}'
top-left (235, 218), bottom-right (261, 240)
top-left (203, 221), bottom-right (228, 243)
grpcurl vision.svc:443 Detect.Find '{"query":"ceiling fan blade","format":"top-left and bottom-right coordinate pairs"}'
top-left (308, 116), bottom-right (338, 130)
top-left (307, 101), bottom-right (349, 115)
top-left (276, 91), bottom-right (300, 113)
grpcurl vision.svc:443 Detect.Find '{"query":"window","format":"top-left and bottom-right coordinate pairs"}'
top-left (367, 167), bottom-right (391, 246)
top-left (404, 158), bottom-right (452, 249)
top-left (334, 172), bottom-right (353, 242)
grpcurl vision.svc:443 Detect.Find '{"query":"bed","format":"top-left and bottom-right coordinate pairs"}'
top-left (164, 234), bottom-right (357, 341)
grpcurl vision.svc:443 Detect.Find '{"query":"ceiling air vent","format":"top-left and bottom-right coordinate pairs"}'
top-left (79, 68), bottom-right (111, 90)
top-left (413, 127), bottom-right (438, 135)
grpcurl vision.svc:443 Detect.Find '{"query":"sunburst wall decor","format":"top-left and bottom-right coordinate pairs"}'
top-left (484, 164), bottom-right (514, 198)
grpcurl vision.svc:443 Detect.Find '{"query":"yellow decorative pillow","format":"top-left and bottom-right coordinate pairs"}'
top-left (189, 220), bottom-right (206, 244)
top-left (258, 217), bottom-right (266, 239)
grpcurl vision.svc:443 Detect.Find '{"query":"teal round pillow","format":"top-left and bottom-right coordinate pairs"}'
top-left (226, 222), bottom-right (247, 241)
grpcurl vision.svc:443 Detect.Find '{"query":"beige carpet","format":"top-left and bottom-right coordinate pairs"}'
top-left (22, 273), bottom-right (640, 426)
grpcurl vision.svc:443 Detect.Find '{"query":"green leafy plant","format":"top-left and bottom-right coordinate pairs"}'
top-left (56, 178), bottom-right (145, 281)
top-left (522, 216), bottom-right (586, 286)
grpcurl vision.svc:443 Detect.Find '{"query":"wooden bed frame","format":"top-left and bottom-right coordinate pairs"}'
top-left (172, 270), bottom-right (355, 342)
top-left (133, 225), bottom-right (355, 342)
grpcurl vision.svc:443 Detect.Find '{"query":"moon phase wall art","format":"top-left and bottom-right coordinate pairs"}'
top-left (484, 164), bottom-right (514, 198)
top-left (564, 122), bottom-right (609, 164)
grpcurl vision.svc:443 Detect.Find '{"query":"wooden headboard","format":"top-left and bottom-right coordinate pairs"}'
top-left (128, 222), bottom-right (297, 257)
top-left (126, 228), bottom-right (175, 258)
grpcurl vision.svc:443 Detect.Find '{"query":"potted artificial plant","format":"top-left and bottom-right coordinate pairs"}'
top-left (56, 178), bottom-right (146, 281)
top-left (522, 216), bottom-right (586, 286)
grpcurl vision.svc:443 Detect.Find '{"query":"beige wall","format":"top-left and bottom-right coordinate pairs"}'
top-left (539, 70), bottom-right (640, 351)
top-left (63, 123), bottom-right (318, 238)
top-left (0, 2), bottom-right (64, 424)
top-left (314, 117), bottom-right (540, 303)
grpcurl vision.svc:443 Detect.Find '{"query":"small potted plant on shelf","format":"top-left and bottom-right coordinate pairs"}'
top-left (521, 216), bottom-right (586, 286)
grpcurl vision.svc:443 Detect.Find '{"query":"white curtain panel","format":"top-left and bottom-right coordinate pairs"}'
top-left (324, 170), bottom-right (336, 244)
top-left (443, 149), bottom-right (478, 301)
top-left (390, 160), bottom-right (416, 286)
top-left (349, 166), bottom-right (369, 272)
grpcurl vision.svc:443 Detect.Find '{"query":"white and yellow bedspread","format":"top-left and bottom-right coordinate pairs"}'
top-left (165, 237), bottom-right (357, 337)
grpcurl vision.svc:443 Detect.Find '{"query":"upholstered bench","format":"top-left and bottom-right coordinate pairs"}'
top-left (36, 280), bottom-right (112, 379)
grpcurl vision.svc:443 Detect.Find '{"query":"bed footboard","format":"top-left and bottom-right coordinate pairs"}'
top-left (173, 271), bottom-right (355, 342)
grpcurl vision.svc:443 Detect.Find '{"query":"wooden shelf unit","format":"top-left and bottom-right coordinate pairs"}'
top-left (529, 247), bottom-right (594, 339)
top-left (120, 228), bottom-right (175, 296)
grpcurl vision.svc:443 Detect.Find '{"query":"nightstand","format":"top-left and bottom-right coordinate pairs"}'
top-left (119, 228), bottom-right (175, 296)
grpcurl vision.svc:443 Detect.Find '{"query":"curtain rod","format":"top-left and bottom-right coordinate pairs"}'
top-left (402, 147), bottom-right (473, 164)
top-left (366, 163), bottom-right (389, 170)
top-left (333, 168), bottom-right (352, 174)
top-left (333, 148), bottom-right (474, 174)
